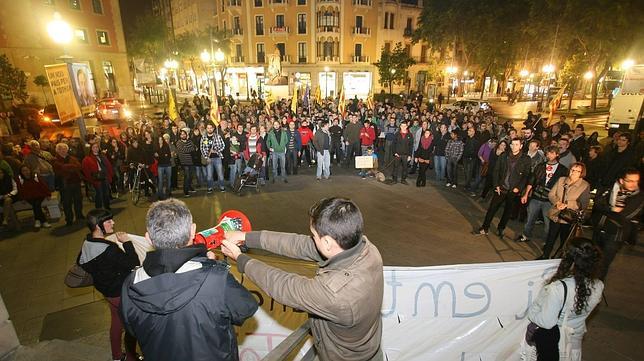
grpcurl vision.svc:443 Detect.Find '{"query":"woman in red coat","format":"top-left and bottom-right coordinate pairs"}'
top-left (82, 142), bottom-right (114, 210)
top-left (16, 165), bottom-right (51, 228)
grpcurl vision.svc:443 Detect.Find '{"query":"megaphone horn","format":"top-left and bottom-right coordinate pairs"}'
top-left (193, 210), bottom-right (252, 250)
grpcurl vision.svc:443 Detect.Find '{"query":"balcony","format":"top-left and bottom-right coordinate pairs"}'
top-left (403, 27), bottom-right (413, 37)
top-left (352, 55), bottom-right (370, 63)
top-left (270, 26), bottom-right (290, 35)
top-left (352, 0), bottom-right (372, 6)
top-left (231, 56), bottom-right (245, 63)
top-left (281, 55), bottom-right (291, 63)
top-left (298, 57), bottom-right (307, 64)
top-left (317, 25), bottom-right (340, 34)
top-left (352, 27), bottom-right (371, 36)
top-left (316, 56), bottom-right (340, 63)
top-left (232, 28), bottom-right (243, 38)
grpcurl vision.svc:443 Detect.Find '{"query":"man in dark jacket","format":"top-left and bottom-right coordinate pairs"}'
top-left (515, 145), bottom-right (568, 242)
top-left (343, 115), bottom-right (361, 168)
top-left (477, 138), bottom-right (531, 237)
top-left (391, 121), bottom-right (414, 184)
top-left (120, 199), bottom-right (258, 361)
top-left (53, 143), bottom-right (84, 226)
top-left (462, 126), bottom-right (481, 191)
top-left (329, 117), bottom-right (343, 165)
top-left (592, 168), bottom-right (643, 280)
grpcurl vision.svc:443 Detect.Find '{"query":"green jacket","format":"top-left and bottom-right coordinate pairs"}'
top-left (266, 129), bottom-right (288, 153)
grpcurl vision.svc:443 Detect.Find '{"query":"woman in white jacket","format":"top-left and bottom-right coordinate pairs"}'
top-left (528, 237), bottom-right (604, 361)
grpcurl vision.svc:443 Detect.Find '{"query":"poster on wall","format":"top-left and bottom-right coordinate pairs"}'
top-left (44, 64), bottom-right (82, 124)
top-left (343, 72), bottom-right (371, 100)
top-left (69, 62), bottom-right (97, 113)
top-left (266, 53), bottom-right (287, 85)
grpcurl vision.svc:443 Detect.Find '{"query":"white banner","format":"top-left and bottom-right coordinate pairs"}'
top-left (116, 235), bottom-right (559, 360)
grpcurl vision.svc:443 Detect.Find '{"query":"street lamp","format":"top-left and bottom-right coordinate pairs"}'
top-left (213, 48), bottom-right (226, 97)
top-left (214, 48), bottom-right (225, 63)
top-left (200, 50), bottom-right (210, 63)
top-left (324, 66), bottom-right (330, 98)
top-left (621, 59), bottom-right (635, 70)
top-left (446, 66), bottom-right (457, 102)
top-left (583, 71), bottom-right (594, 80)
top-left (519, 69), bottom-right (529, 77)
top-left (540, 64), bottom-right (555, 112)
top-left (542, 64), bottom-right (555, 73)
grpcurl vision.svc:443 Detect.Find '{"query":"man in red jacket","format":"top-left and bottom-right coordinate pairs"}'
top-left (298, 119), bottom-right (314, 167)
top-left (82, 142), bottom-right (113, 210)
top-left (53, 142), bottom-right (84, 226)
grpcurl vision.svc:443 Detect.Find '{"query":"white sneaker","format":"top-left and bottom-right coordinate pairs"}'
top-left (452, 184), bottom-right (457, 188)
top-left (43, 222), bottom-right (51, 228)
top-left (34, 220), bottom-right (41, 228)
top-left (446, 183), bottom-right (451, 187)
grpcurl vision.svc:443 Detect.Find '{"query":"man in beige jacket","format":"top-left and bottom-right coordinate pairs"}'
top-left (221, 197), bottom-right (384, 361)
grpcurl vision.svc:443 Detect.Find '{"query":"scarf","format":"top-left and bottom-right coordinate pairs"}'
top-left (420, 135), bottom-right (433, 149)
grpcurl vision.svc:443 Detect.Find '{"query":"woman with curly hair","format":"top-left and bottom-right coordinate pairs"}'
top-left (527, 237), bottom-right (604, 361)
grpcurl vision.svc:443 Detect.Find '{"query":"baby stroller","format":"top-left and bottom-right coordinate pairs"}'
top-left (233, 153), bottom-right (263, 195)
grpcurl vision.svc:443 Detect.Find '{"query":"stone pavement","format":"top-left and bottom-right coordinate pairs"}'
top-left (0, 165), bottom-right (642, 360)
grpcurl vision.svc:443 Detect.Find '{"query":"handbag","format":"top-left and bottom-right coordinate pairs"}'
top-left (64, 253), bottom-right (93, 288)
top-left (480, 161), bottom-right (490, 177)
top-left (557, 183), bottom-right (581, 223)
top-left (525, 280), bottom-right (568, 353)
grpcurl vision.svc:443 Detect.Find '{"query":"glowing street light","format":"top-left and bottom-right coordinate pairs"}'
top-left (583, 71), bottom-right (594, 80)
top-left (621, 59), bottom-right (635, 70)
top-left (446, 66), bottom-right (457, 74)
top-left (463, 70), bottom-right (469, 76)
top-left (214, 48), bottom-right (225, 63)
top-left (390, 69), bottom-right (396, 74)
top-left (200, 50), bottom-right (210, 63)
top-left (520, 69), bottom-right (529, 77)
top-left (164, 59), bottom-right (178, 69)
top-left (542, 64), bottom-right (555, 73)
top-left (47, 12), bottom-right (73, 45)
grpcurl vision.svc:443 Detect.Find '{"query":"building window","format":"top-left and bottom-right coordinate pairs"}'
top-left (404, 44), bottom-right (411, 56)
top-left (298, 42), bottom-right (306, 63)
top-left (255, 16), bottom-right (264, 35)
top-left (297, 0), bottom-right (306, 4)
top-left (92, 0), bottom-right (103, 14)
top-left (384, 42), bottom-right (391, 53)
top-left (420, 45), bottom-right (427, 63)
top-left (297, 14), bottom-right (306, 34)
top-left (103, 61), bottom-right (116, 93)
top-left (69, 0), bottom-right (80, 10)
top-left (254, 0), bottom-right (262, 6)
top-left (257, 43), bottom-right (265, 63)
top-left (355, 43), bottom-right (362, 57)
top-left (276, 43), bottom-right (285, 58)
top-left (356, 15), bottom-right (363, 28)
top-left (276, 14), bottom-right (285, 28)
top-left (389, 13), bottom-right (395, 29)
top-left (75, 29), bottom-right (88, 43)
top-left (96, 30), bottom-right (110, 45)
top-left (323, 41), bottom-right (334, 57)
top-left (235, 44), bottom-right (243, 58)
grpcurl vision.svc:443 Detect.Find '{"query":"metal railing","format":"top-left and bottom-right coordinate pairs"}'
top-left (232, 28), bottom-right (243, 36)
top-left (352, 0), bottom-right (372, 5)
top-left (227, 0), bottom-right (242, 6)
top-left (352, 27), bottom-right (371, 35)
top-left (231, 56), bottom-right (245, 63)
top-left (352, 55), bottom-right (370, 63)
top-left (316, 56), bottom-right (340, 62)
top-left (261, 320), bottom-right (317, 361)
top-left (317, 25), bottom-right (340, 33)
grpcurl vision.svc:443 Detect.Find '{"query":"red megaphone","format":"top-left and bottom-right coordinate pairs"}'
top-left (193, 210), bottom-right (252, 250)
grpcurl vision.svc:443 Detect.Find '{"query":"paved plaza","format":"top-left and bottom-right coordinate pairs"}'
top-left (0, 166), bottom-right (642, 360)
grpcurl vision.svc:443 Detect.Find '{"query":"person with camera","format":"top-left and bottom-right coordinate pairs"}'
top-left (537, 163), bottom-right (590, 259)
top-left (527, 237), bottom-right (604, 361)
top-left (82, 142), bottom-right (114, 210)
top-left (592, 168), bottom-right (643, 280)
top-left (79, 209), bottom-right (140, 361)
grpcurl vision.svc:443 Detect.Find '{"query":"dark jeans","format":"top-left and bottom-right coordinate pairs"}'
top-left (541, 222), bottom-right (573, 258)
top-left (286, 149), bottom-right (299, 175)
top-left (330, 141), bottom-right (343, 164)
top-left (182, 165), bottom-right (195, 195)
top-left (344, 142), bottom-right (360, 168)
top-left (594, 229), bottom-right (621, 280)
top-left (446, 158), bottom-right (459, 185)
top-left (481, 190), bottom-right (519, 231)
top-left (391, 156), bottom-right (409, 181)
top-left (463, 157), bottom-right (478, 189)
top-left (61, 183), bottom-right (83, 222)
top-left (299, 144), bottom-right (313, 166)
top-left (94, 180), bottom-right (111, 209)
top-left (27, 198), bottom-right (46, 222)
top-left (417, 162), bottom-right (430, 185)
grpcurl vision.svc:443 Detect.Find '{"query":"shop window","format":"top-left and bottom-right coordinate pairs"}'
top-left (69, 0), bottom-right (80, 10)
top-left (92, 0), bottom-right (103, 14)
top-left (255, 16), bottom-right (264, 35)
top-left (97, 30), bottom-right (110, 45)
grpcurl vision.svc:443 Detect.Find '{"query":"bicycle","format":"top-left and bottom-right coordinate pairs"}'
top-left (129, 163), bottom-right (156, 205)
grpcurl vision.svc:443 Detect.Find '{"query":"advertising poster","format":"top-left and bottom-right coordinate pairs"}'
top-left (44, 64), bottom-right (81, 124)
top-left (69, 62), bottom-right (97, 113)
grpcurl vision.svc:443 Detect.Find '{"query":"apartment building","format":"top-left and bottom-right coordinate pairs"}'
top-left (0, 0), bottom-right (134, 103)
top-left (207, 0), bottom-right (431, 99)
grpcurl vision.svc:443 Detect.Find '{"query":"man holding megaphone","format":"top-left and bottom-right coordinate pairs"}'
top-left (221, 197), bottom-right (385, 361)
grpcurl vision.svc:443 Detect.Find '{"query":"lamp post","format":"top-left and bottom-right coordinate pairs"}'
top-left (446, 66), bottom-right (457, 103)
top-left (214, 48), bottom-right (226, 97)
top-left (47, 12), bottom-right (88, 141)
top-left (539, 64), bottom-right (555, 112)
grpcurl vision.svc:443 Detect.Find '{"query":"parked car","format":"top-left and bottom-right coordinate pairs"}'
top-left (444, 100), bottom-right (492, 113)
top-left (38, 104), bottom-right (61, 126)
top-left (95, 98), bottom-right (131, 122)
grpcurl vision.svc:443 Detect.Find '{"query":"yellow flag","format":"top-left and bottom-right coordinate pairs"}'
top-left (168, 88), bottom-right (179, 121)
top-left (366, 91), bottom-right (374, 110)
top-left (209, 87), bottom-right (220, 126)
top-left (338, 86), bottom-right (345, 115)
top-left (314, 86), bottom-right (321, 104)
top-left (264, 90), bottom-right (275, 115)
top-left (291, 85), bottom-right (298, 114)
top-left (547, 87), bottom-right (566, 127)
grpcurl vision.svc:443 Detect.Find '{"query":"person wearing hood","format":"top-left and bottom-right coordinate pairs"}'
top-left (78, 209), bottom-right (140, 361)
top-left (120, 199), bottom-right (258, 361)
